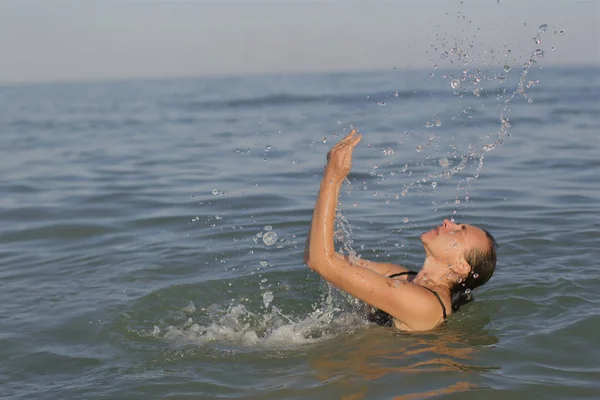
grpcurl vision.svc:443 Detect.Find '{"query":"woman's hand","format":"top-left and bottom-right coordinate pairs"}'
top-left (325, 129), bottom-right (362, 183)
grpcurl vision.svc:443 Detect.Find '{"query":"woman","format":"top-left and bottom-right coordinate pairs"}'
top-left (304, 130), bottom-right (497, 331)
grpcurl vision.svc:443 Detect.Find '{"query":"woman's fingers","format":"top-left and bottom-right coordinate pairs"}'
top-left (333, 129), bottom-right (357, 149)
top-left (349, 133), bottom-right (362, 147)
top-left (338, 133), bottom-right (362, 153)
top-left (335, 130), bottom-right (360, 150)
top-left (343, 129), bottom-right (357, 142)
top-left (327, 129), bottom-right (361, 163)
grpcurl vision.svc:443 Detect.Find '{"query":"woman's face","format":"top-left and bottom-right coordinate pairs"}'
top-left (421, 219), bottom-right (489, 265)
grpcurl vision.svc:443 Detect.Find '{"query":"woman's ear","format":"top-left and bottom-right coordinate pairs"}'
top-left (452, 258), bottom-right (471, 278)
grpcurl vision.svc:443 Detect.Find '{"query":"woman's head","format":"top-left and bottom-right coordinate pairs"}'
top-left (462, 229), bottom-right (497, 290)
top-left (420, 219), bottom-right (493, 268)
top-left (452, 229), bottom-right (497, 311)
top-left (421, 219), bottom-right (498, 309)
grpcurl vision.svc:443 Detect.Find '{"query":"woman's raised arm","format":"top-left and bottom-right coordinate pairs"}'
top-left (303, 129), bottom-right (410, 277)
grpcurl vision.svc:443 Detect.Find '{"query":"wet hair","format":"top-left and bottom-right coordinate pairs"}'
top-left (451, 229), bottom-right (498, 312)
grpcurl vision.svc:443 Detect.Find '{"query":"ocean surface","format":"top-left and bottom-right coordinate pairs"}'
top-left (1, 59), bottom-right (599, 399)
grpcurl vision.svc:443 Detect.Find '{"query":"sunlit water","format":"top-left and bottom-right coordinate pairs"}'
top-left (1, 33), bottom-right (599, 399)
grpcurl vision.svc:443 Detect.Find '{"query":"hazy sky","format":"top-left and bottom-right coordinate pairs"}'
top-left (0, 0), bottom-right (598, 84)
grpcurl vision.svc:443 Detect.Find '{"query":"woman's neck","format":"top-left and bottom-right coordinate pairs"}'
top-left (413, 257), bottom-right (460, 292)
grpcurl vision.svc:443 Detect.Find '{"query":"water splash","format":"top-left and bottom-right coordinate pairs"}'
top-left (262, 291), bottom-right (274, 308)
top-left (399, 25), bottom-right (550, 199)
top-left (334, 179), bottom-right (360, 263)
top-left (253, 226), bottom-right (278, 246)
top-left (147, 285), bottom-right (367, 351)
top-left (262, 231), bottom-right (277, 246)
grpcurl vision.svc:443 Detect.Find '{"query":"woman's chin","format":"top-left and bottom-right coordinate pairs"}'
top-left (421, 230), bottom-right (435, 241)
top-left (420, 232), bottom-right (431, 244)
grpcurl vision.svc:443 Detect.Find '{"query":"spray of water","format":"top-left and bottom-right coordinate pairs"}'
top-left (146, 286), bottom-right (368, 350)
top-left (398, 24), bottom-right (551, 201)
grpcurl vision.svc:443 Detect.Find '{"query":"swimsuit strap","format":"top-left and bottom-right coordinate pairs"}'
top-left (388, 271), bottom-right (417, 278)
top-left (387, 270), bottom-right (448, 320)
top-left (419, 286), bottom-right (448, 319)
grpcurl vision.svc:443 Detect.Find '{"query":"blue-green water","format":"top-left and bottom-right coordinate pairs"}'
top-left (1, 63), bottom-right (599, 399)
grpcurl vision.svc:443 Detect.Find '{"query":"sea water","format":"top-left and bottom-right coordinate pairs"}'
top-left (1, 26), bottom-right (599, 400)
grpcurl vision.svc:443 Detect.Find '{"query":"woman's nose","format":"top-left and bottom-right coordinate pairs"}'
top-left (443, 219), bottom-right (453, 228)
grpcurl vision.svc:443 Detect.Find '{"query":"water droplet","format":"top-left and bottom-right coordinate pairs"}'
top-left (393, 91), bottom-right (399, 97)
top-left (527, 98), bottom-right (533, 103)
top-left (473, 88), bottom-right (481, 97)
top-left (435, 120), bottom-right (442, 127)
top-left (212, 189), bottom-right (220, 195)
top-left (382, 147), bottom-right (394, 156)
top-left (265, 145), bottom-right (271, 152)
top-left (264, 225), bottom-right (272, 231)
top-left (539, 24), bottom-right (548, 33)
top-left (262, 231), bottom-right (278, 246)
top-left (450, 79), bottom-right (461, 90)
top-left (533, 49), bottom-right (545, 58)
top-left (473, 273), bottom-right (479, 279)
top-left (455, 199), bottom-right (461, 205)
top-left (322, 137), bottom-right (327, 143)
top-left (263, 291), bottom-right (274, 307)
top-left (438, 158), bottom-right (450, 168)
top-left (465, 288), bottom-right (471, 294)
top-left (416, 145), bottom-right (423, 152)
top-left (443, 171), bottom-right (452, 179)
top-left (559, 29), bottom-right (565, 35)
top-left (403, 217), bottom-right (409, 223)
top-left (259, 260), bottom-right (268, 268)
top-left (432, 182), bottom-right (437, 189)
top-left (378, 101), bottom-right (386, 106)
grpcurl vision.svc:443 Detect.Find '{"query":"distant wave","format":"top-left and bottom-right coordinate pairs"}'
top-left (165, 90), bottom-right (452, 111)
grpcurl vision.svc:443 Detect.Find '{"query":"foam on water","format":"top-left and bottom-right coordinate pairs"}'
top-left (149, 285), bottom-right (368, 351)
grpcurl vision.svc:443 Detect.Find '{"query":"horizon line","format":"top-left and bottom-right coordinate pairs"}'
top-left (1, 62), bottom-right (598, 89)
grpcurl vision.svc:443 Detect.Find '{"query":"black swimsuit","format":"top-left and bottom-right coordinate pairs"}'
top-left (367, 270), bottom-right (448, 327)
